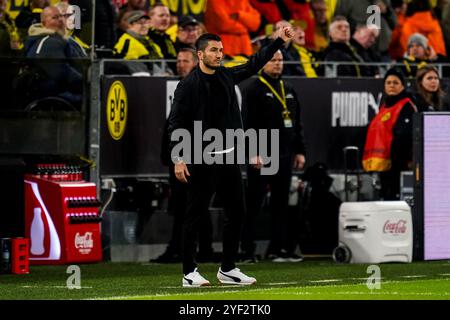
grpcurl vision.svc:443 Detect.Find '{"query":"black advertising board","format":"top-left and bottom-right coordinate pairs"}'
top-left (100, 76), bottom-right (386, 176)
top-left (100, 76), bottom-right (168, 177)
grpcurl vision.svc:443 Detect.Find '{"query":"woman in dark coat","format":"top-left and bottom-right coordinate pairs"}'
top-left (414, 65), bottom-right (450, 112)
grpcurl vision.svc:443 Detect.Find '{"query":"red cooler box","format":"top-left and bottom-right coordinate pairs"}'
top-left (24, 175), bottom-right (102, 265)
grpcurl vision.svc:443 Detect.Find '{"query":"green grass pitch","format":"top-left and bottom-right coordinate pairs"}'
top-left (1, 259), bottom-right (450, 300)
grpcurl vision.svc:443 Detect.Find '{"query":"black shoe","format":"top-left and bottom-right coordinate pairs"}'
top-left (240, 253), bottom-right (259, 264)
top-left (287, 253), bottom-right (304, 263)
top-left (272, 250), bottom-right (304, 263)
top-left (272, 250), bottom-right (289, 263)
top-left (265, 253), bottom-right (279, 261)
top-left (150, 251), bottom-right (182, 263)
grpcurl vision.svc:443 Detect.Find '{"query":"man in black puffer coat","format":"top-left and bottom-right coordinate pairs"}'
top-left (323, 16), bottom-right (367, 77)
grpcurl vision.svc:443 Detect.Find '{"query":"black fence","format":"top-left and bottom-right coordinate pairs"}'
top-left (0, 57), bottom-right (91, 156)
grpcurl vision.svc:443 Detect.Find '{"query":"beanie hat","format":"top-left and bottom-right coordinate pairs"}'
top-left (408, 33), bottom-right (429, 49)
top-left (384, 67), bottom-right (406, 86)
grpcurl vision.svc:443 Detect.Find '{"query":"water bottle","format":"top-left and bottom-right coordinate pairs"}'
top-left (288, 176), bottom-right (300, 206)
top-left (0, 238), bottom-right (11, 274)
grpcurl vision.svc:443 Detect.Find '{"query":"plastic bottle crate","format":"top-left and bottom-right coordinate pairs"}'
top-left (11, 238), bottom-right (29, 274)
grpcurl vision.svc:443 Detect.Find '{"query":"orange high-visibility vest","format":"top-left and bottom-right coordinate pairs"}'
top-left (362, 97), bottom-right (415, 172)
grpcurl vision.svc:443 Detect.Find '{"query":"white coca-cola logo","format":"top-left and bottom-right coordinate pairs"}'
top-left (383, 220), bottom-right (407, 234)
top-left (75, 232), bottom-right (94, 254)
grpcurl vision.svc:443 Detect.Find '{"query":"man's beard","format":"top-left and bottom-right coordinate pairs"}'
top-left (55, 26), bottom-right (67, 37)
top-left (203, 58), bottom-right (221, 70)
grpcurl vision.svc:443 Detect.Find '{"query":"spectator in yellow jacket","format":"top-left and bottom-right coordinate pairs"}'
top-left (114, 10), bottom-right (163, 60)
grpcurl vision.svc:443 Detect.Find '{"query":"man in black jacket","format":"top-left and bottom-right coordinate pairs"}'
top-left (350, 24), bottom-right (381, 78)
top-left (174, 15), bottom-right (201, 52)
top-left (241, 50), bottom-right (306, 263)
top-left (167, 27), bottom-right (294, 287)
top-left (323, 16), bottom-right (365, 77)
top-left (153, 48), bottom-right (216, 264)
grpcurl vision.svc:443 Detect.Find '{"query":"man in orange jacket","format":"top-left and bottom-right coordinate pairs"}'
top-left (204, 0), bottom-right (261, 57)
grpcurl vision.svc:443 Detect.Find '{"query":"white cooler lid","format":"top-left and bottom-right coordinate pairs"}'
top-left (340, 201), bottom-right (411, 213)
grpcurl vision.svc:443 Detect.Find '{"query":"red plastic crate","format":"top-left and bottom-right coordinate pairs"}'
top-left (11, 238), bottom-right (29, 274)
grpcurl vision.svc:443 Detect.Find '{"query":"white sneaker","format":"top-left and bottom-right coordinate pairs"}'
top-left (217, 268), bottom-right (257, 285)
top-left (182, 268), bottom-right (211, 287)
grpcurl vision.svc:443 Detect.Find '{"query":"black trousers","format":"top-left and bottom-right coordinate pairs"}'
top-left (242, 155), bottom-right (296, 255)
top-left (166, 167), bottom-right (213, 256)
top-left (380, 168), bottom-right (401, 200)
top-left (182, 164), bottom-right (246, 275)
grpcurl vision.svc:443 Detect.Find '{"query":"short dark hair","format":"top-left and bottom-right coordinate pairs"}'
top-left (178, 47), bottom-right (198, 63)
top-left (195, 33), bottom-right (222, 52)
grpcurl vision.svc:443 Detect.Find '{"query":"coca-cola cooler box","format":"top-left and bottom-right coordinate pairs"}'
top-left (333, 201), bottom-right (413, 264)
top-left (24, 174), bottom-right (102, 265)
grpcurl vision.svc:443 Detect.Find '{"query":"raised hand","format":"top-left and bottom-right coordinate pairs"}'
top-left (274, 26), bottom-right (294, 42)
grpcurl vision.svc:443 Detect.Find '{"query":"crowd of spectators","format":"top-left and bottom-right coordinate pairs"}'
top-left (2, 0), bottom-right (450, 107)
top-left (2, 1), bottom-right (450, 75)
top-left (2, 0), bottom-right (450, 262)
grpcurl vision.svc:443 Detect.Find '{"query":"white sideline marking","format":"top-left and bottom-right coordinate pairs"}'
top-left (162, 281), bottom-right (301, 289)
top-left (400, 275), bottom-right (426, 279)
top-left (86, 278), bottom-right (450, 300)
top-left (21, 285), bottom-right (93, 289)
top-left (177, 285), bottom-right (238, 289)
top-left (335, 292), bottom-right (450, 296)
top-left (309, 279), bottom-right (342, 283)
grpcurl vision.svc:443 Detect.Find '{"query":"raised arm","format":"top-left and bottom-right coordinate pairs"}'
top-left (229, 26), bottom-right (294, 84)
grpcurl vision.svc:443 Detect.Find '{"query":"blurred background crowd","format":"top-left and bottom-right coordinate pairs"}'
top-left (1, 0), bottom-right (450, 78)
top-left (1, 0), bottom-right (448, 262)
